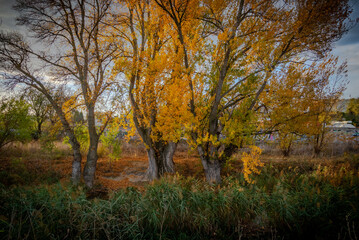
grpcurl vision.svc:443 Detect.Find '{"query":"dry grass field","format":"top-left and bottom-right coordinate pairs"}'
top-left (1, 140), bottom-right (358, 192)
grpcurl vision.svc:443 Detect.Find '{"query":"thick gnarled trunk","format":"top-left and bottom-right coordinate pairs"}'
top-left (145, 141), bottom-right (177, 181)
top-left (160, 141), bottom-right (176, 174)
top-left (201, 156), bottom-right (222, 184)
top-left (197, 143), bottom-right (237, 184)
top-left (197, 145), bottom-right (222, 184)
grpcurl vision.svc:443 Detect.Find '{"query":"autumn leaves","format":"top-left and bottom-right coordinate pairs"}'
top-left (0, 0), bottom-right (353, 186)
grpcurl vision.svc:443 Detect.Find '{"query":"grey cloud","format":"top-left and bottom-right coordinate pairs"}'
top-left (0, 0), bottom-right (19, 31)
top-left (337, 0), bottom-right (359, 46)
top-left (333, 43), bottom-right (359, 98)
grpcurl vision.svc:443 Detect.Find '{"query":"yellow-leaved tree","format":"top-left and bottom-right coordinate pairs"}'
top-left (112, 0), bottom-right (195, 180)
top-left (157, 0), bottom-right (353, 183)
top-left (261, 56), bottom-right (347, 157)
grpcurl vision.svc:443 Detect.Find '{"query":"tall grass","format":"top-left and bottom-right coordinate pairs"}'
top-left (1, 162), bottom-right (358, 240)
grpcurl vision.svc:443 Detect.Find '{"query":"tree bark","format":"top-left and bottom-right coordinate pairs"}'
top-left (159, 141), bottom-right (176, 174)
top-left (201, 156), bottom-right (222, 184)
top-left (313, 134), bottom-right (323, 157)
top-left (83, 142), bottom-right (98, 188)
top-left (145, 141), bottom-right (177, 181)
top-left (314, 145), bottom-right (321, 157)
top-left (281, 139), bottom-right (292, 157)
top-left (58, 120), bottom-right (82, 185)
top-left (83, 105), bottom-right (99, 188)
top-left (36, 121), bottom-right (42, 139)
top-left (197, 145), bottom-right (222, 184)
top-left (146, 147), bottom-right (159, 180)
top-left (282, 149), bottom-right (290, 157)
top-left (33, 121), bottom-right (43, 140)
top-left (197, 143), bottom-right (237, 184)
top-left (70, 140), bottom-right (82, 185)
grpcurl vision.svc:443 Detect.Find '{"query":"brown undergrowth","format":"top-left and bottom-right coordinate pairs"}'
top-left (0, 141), bottom-right (203, 191)
top-left (1, 141), bottom-right (358, 192)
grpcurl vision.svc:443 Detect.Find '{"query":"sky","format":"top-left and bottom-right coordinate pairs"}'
top-left (0, 0), bottom-right (359, 98)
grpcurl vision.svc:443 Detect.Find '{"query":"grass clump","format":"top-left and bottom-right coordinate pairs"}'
top-left (1, 162), bottom-right (359, 240)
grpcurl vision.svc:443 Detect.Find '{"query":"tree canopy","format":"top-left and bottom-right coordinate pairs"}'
top-left (0, 0), bottom-right (354, 186)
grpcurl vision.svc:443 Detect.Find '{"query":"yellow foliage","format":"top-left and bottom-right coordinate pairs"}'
top-left (241, 146), bottom-right (264, 184)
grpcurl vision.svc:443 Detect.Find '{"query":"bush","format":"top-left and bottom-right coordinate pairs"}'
top-left (0, 97), bottom-right (33, 149)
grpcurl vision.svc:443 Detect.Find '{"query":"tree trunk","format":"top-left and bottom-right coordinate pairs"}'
top-left (145, 141), bottom-right (177, 181)
top-left (159, 141), bottom-right (176, 175)
top-left (37, 121), bottom-right (42, 139)
top-left (201, 156), bottom-right (222, 184)
top-left (313, 134), bottom-right (322, 157)
top-left (51, 103), bottom-right (83, 186)
top-left (282, 149), bottom-right (290, 157)
top-left (197, 143), bottom-right (237, 184)
top-left (83, 106), bottom-right (99, 188)
top-left (282, 143), bottom-right (291, 157)
top-left (71, 143), bottom-right (82, 185)
top-left (314, 145), bottom-right (321, 157)
top-left (33, 121), bottom-right (43, 140)
top-left (64, 131), bottom-right (82, 185)
top-left (146, 147), bottom-right (159, 181)
top-left (83, 142), bottom-right (98, 188)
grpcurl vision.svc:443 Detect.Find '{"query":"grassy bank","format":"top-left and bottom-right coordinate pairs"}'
top-left (1, 158), bottom-right (358, 240)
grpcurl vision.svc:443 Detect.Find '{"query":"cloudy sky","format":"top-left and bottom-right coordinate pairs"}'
top-left (1, 0), bottom-right (359, 98)
top-left (332, 0), bottom-right (359, 98)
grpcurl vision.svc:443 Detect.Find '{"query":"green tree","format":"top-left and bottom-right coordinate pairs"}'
top-left (0, 97), bottom-right (33, 149)
top-left (100, 117), bottom-right (122, 169)
top-left (23, 89), bottom-right (52, 140)
top-left (343, 98), bottom-right (359, 126)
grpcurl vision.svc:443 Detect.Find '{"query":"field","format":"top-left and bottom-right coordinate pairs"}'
top-left (0, 141), bottom-right (359, 239)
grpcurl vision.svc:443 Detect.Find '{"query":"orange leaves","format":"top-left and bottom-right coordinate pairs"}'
top-left (153, 76), bottom-right (191, 142)
top-left (111, 0), bottom-right (351, 161)
top-left (112, 0), bottom-right (199, 145)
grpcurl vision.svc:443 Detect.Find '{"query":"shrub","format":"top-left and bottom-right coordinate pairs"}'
top-left (0, 97), bottom-right (33, 149)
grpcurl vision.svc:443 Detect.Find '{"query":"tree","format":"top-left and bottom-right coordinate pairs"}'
top-left (0, 31), bottom-right (84, 184)
top-left (261, 57), bottom-right (347, 157)
top-left (342, 98), bottom-right (359, 127)
top-left (0, 0), bottom-right (119, 188)
top-left (113, 0), bottom-right (192, 180)
top-left (23, 88), bottom-right (52, 140)
top-left (0, 97), bottom-right (33, 149)
top-left (100, 117), bottom-right (122, 170)
top-left (303, 61), bottom-right (347, 157)
top-left (157, 0), bottom-right (353, 183)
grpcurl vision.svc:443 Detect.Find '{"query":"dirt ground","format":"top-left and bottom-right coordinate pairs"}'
top-left (93, 155), bottom-right (204, 190)
top-left (0, 141), bottom-right (354, 193)
top-left (0, 142), bottom-right (204, 191)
